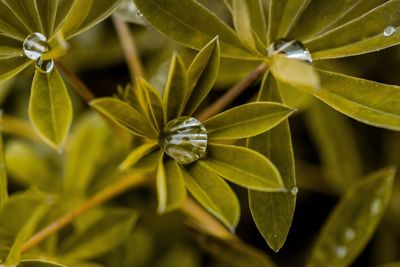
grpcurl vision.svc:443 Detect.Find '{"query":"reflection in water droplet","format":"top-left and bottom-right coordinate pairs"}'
top-left (35, 58), bottom-right (54, 73)
top-left (383, 26), bottom-right (396, 37)
top-left (370, 198), bottom-right (381, 216)
top-left (23, 32), bottom-right (48, 60)
top-left (333, 245), bottom-right (347, 259)
top-left (268, 38), bottom-right (313, 64)
top-left (160, 117), bottom-right (207, 165)
top-left (290, 186), bottom-right (298, 195)
top-left (344, 227), bottom-right (356, 241)
top-left (137, 10), bottom-right (143, 17)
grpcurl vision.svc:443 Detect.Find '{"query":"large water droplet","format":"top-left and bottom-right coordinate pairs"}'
top-left (23, 32), bottom-right (48, 60)
top-left (268, 38), bottom-right (312, 64)
top-left (383, 26), bottom-right (396, 37)
top-left (333, 245), bottom-right (347, 259)
top-left (35, 58), bottom-right (54, 73)
top-left (160, 117), bottom-right (207, 165)
top-left (370, 198), bottom-right (382, 216)
top-left (344, 227), bottom-right (356, 241)
top-left (290, 186), bottom-right (298, 195)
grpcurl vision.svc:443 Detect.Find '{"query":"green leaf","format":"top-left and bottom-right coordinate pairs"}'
top-left (0, 133), bottom-right (7, 207)
top-left (307, 167), bottom-right (395, 267)
top-left (271, 55), bottom-right (320, 90)
top-left (247, 73), bottom-right (296, 252)
top-left (90, 97), bottom-right (158, 139)
top-left (156, 157), bottom-right (186, 214)
top-left (60, 208), bottom-right (138, 260)
top-left (132, 148), bottom-right (163, 172)
top-left (18, 260), bottom-right (67, 267)
top-left (62, 0), bottom-right (125, 38)
top-left (289, 0), bottom-right (363, 41)
top-left (0, 2), bottom-right (30, 40)
top-left (184, 37), bottom-right (220, 116)
top-left (306, 1), bottom-right (400, 59)
top-left (305, 101), bottom-right (363, 193)
top-left (29, 68), bottom-right (73, 149)
top-left (6, 203), bottom-right (49, 267)
top-left (119, 142), bottom-right (158, 170)
top-left (163, 54), bottom-right (187, 121)
top-left (0, 55), bottom-right (31, 82)
top-left (137, 78), bottom-right (165, 131)
top-left (202, 143), bottom-right (284, 191)
top-left (275, 0), bottom-right (311, 38)
top-left (308, 68), bottom-right (400, 130)
top-left (204, 102), bottom-right (294, 140)
top-left (134, 0), bottom-right (255, 59)
top-left (184, 162), bottom-right (240, 230)
top-left (379, 263), bottom-right (400, 267)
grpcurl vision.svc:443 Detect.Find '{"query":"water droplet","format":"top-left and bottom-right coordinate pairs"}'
top-left (35, 58), bottom-right (54, 73)
top-left (136, 10), bottom-right (143, 17)
top-left (160, 117), bottom-right (207, 165)
top-left (23, 32), bottom-right (49, 60)
top-left (383, 26), bottom-right (396, 37)
top-left (115, 0), bottom-right (146, 25)
top-left (333, 245), bottom-right (347, 259)
top-left (370, 198), bottom-right (381, 216)
top-left (268, 38), bottom-right (312, 64)
top-left (344, 227), bottom-right (356, 241)
top-left (290, 186), bottom-right (298, 195)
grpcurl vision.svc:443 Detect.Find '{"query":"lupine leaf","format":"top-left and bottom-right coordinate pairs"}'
top-left (0, 1), bottom-right (30, 40)
top-left (132, 149), bottom-right (162, 172)
top-left (307, 167), bottom-right (395, 267)
top-left (18, 260), bottom-right (67, 267)
top-left (276, 0), bottom-right (311, 38)
top-left (184, 37), bottom-right (220, 116)
top-left (0, 133), bottom-right (7, 207)
top-left (29, 68), bottom-right (73, 149)
top-left (0, 56), bottom-right (31, 82)
top-left (185, 162), bottom-right (240, 229)
top-left (202, 143), bottom-right (284, 191)
top-left (134, 0), bottom-right (255, 59)
top-left (60, 208), bottom-right (138, 260)
top-left (163, 54), bottom-right (187, 121)
top-left (2, 0), bottom-right (43, 35)
top-left (379, 263), bottom-right (400, 267)
top-left (268, 0), bottom-right (287, 43)
top-left (306, 0), bottom-right (400, 60)
top-left (204, 102), bottom-right (294, 140)
top-left (90, 97), bottom-right (158, 139)
top-left (156, 157), bottom-right (186, 214)
top-left (305, 101), bottom-right (363, 193)
top-left (247, 73), bottom-right (296, 252)
top-left (308, 68), bottom-right (400, 130)
top-left (36, 0), bottom-right (74, 38)
top-left (119, 142), bottom-right (158, 171)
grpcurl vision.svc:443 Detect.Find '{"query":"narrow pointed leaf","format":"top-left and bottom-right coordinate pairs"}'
top-left (137, 78), bottom-right (165, 131)
top-left (268, 0), bottom-right (287, 43)
top-left (379, 263), bottom-right (400, 267)
top-left (305, 101), bottom-right (363, 193)
top-left (0, 56), bottom-right (31, 82)
top-left (202, 143), bottom-right (284, 191)
top-left (184, 37), bottom-right (220, 116)
top-left (90, 97), bottom-right (158, 138)
top-left (306, 1), bottom-right (400, 59)
top-left (204, 102), bottom-right (294, 140)
top-left (18, 260), bottom-right (67, 267)
top-left (0, 133), bottom-right (7, 207)
top-left (156, 158), bottom-right (186, 214)
top-left (134, 0), bottom-right (255, 59)
top-left (308, 68), bottom-right (400, 130)
top-left (29, 68), bottom-right (73, 149)
top-left (247, 73), bottom-right (296, 252)
top-left (276, 0), bottom-right (311, 38)
top-left (185, 162), bottom-right (240, 229)
top-left (307, 167), bottom-right (395, 267)
top-left (132, 148), bottom-right (163, 172)
top-left (164, 54), bottom-right (187, 120)
top-left (0, 1), bottom-right (30, 40)
top-left (119, 142), bottom-right (158, 170)
top-left (2, 0), bottom-right (43, 35)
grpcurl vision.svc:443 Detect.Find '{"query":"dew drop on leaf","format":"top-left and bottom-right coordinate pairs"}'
top-left (383, 26), bottom-right (396, 37)
top-left (343, 227), bottom-right (356, 241)
top-left (290, 186), bottom-right (299, 195)
top-left (333, 245), bottom-right (347, 259)
top-left (268, 38), bottom-right (313, 64)
top-left (160, 117), bottom-right (208, 165)
top-left (23, 32), bottom-right (49, 60)
top-left (35, 58), bottom-right (54, 73)
top-left (370, 198), bottom-right (382, 216)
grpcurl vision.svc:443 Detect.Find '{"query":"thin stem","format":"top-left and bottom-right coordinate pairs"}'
top-left (0, 115), bottom-right (40, 141)
top-left (55, 61), bottom-right (95, 102)
top-left (21, 173), bottom-right (146, 252)
top-left (197, 62), bottom-right (269, 121)
top-left (112, 15), bottom-right (145, 80)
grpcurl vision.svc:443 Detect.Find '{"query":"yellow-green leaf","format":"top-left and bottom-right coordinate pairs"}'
top-left (202, 143), bottom-right (284, 191)
top-left (0, 54), bottom-right (31, 82)
top-left (307, 167), bottom-right (395, 267)
top-left (380, 263), bottom-right (400, 267)
top-left (0, 133), bottom-right (7, 207)
top-left (132, 148), bottom-right (162, 172)
top-left (184, 37), bottom-right (220, 116)
top-left (276, 0), bottom-right (311, 38)
top-left (90, 97), bottom-right (158, 139)
top-left (134, 0), bottom-right (255, 59)
top-left (18, 260), bottom-right (67, 267)
top-left (185, 162), bottom-right (240, 230)
top-left (119, 142), bottom-right (158, 171)
top-left (247, 73), bottom-right (296, 252)
top-left (29, 68), bottom-right (73, 149)
top-left (0, 2), bottom-right (30, 40)
top-left (204, 102), bottom-right (294, 140)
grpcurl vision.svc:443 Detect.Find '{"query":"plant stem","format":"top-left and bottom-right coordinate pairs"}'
top-left (21, 173), bottom-right (147, 253)
top-left (55, 61), bottom-right (95, 102)
top-left (0, 115), bottom-right (40, 141)
top-left (197, 62), bottom-right (269, 121)
top-left (112, 15), bottom-right (145, 80)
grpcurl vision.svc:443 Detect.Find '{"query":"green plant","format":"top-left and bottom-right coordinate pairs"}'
top-left (1, 0), bottom-right (400, 266)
